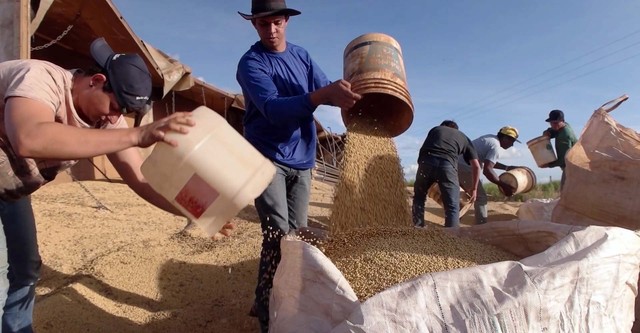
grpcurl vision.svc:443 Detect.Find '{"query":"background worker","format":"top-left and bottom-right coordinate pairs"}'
top-left (412, 120), bottom-right (480, 228)
top-left (458, 126), bottom-right (520, 225)
top-left (541, 109), bottom-right (577, 189)
top-left (235, 0), bottom-right (361, 331)
top-left (0, 38), bottom-right (233, 333)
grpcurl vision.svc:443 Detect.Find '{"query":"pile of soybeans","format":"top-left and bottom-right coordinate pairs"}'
top-left (324, 121), bottom-right (518, 300)
top-left (320, 227), bottom-right (518, 300)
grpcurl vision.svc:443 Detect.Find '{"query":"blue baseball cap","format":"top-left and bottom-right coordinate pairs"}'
top-left (90, 38), bottom-right (152, 115)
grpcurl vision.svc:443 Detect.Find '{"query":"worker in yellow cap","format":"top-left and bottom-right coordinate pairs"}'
top-left (457, 126), bottom-right (521, 224)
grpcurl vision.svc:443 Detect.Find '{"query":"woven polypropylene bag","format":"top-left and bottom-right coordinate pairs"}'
top-left (269, 221), bottom-right (640, 333)
top-left (552, 98), bottom-right (640, 229)
top-left (550, 95), bottom-right (640, 332)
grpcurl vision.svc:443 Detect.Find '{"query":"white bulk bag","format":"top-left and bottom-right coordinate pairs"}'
top-left (270, 221), bottom-right (640, 333)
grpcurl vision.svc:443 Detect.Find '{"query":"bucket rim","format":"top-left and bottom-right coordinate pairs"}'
top-left (526, 135), bottom-right (551, 146)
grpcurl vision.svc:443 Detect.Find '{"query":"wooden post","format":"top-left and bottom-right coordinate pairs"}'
top-left (0, 0), bottom-right (30, 62)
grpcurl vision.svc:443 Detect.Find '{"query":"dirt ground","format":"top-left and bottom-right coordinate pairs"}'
top-left (30, 180), bottom-right (521, 333)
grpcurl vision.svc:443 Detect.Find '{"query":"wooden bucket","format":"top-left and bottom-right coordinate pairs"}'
top-left (499, 167), bottom-right (537, 195)
top-left (342, 33), bottom-right (414, 137)
top-left (427, 184), bottom-right (472, 218)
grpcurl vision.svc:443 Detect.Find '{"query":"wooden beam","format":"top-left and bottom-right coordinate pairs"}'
top-left (0, 0), bottom-right (30, 61)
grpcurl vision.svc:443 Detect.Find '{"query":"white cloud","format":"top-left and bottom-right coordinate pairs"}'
top-left (403, 163), bottom-right (419, 181)
top-left (394, 134), bottom-right (422, 166)
top-left (500, 146), bottom-right (524, 159)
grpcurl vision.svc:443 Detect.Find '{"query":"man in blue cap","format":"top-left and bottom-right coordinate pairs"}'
top-left (0, 37), bottom-right (233, 332)
top-left (541, 109), bottom-right (577, 189)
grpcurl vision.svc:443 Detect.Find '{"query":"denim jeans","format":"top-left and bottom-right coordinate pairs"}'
top-left (253, 162), bottom-right (311, 332)
top-left (0, 197), bottom-right (40, 333)
top-left (412, 156), bottom-right (461, 228)
top-left (0, 207), bottom-right (9, 332)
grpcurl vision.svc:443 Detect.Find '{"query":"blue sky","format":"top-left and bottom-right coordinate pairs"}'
top-left (112, 0), bottom-right (640, 182)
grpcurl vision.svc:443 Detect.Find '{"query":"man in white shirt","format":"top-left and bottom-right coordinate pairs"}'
top-left (458, 126), bottom-right (520, 224)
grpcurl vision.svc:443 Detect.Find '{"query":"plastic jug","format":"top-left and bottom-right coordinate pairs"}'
top-left (140, 106), bottom-right (276, 237)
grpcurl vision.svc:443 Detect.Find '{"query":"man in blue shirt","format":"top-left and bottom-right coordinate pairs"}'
top-left (236, 1), bottom-right (361, 331)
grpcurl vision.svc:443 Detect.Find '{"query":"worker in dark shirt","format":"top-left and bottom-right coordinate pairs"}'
top-left (412, 120), bottom-right (480, 228)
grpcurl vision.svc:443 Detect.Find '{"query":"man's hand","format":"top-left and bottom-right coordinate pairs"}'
top-left (212, 222), bottom-right (237, 240)
top-left (311, 80), bottom-right (362, 109)
top-left (136, 112), bottom-right (195, 148)
top-left (498, 182), bottom-right (516, 197)
top-left (466, 188), bottom-right (477, 203)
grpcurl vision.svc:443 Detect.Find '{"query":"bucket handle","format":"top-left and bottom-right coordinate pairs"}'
top-left (598, 94), bottom-right (629, 113)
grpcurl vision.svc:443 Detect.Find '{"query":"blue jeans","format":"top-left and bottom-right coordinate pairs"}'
top-left (253, 162), bottom-right (311, 332)
top-left (412, 156), bottom-right (461, 228)
top-left (0, 207), bottom-right (9, 331)
top-left (0, 197), bottom-right (40, 333)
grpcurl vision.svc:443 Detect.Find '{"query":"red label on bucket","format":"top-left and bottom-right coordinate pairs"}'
top-left (174, 174), bottom-right (219, 218)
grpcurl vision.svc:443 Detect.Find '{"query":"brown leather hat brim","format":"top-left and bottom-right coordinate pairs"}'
top-left (238, 8), bottom-right (301, 20)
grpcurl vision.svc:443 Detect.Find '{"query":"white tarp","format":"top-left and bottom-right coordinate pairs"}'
top-left (270, 221), bottom-right (640, 333)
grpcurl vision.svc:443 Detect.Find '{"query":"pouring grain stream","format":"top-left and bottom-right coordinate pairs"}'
top-left (330, 122), bottom-right (412, 233)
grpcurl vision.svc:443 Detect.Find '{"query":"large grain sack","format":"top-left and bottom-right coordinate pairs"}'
top-left (269, 221), bottom-right (640, 333)
top-left (517, 198), bottom-right (558, 221)
top-left (550, 95), bottom-right (640, 332)
top-left (552, 95), bottom-right (640, 228)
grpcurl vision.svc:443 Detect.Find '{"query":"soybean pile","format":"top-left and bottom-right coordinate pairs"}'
top-left (320, 227), bottom-right (518, 300)
top-left (325, 121), bottom-right (518, 300)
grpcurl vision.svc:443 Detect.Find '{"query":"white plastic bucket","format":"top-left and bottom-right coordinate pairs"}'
top-left (527, 136), bottom-right (557, 167)
top-left (499, 167), bottom-right (537, 195)
top-left (141, 106), bottom-right (276, 237)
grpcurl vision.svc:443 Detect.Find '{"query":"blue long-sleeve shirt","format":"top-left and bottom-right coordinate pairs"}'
top-left (236, 41), bottom-right (331, 169)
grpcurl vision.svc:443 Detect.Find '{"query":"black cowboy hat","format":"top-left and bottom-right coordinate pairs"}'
top-left (238, 0), bottom-right (301, 20)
